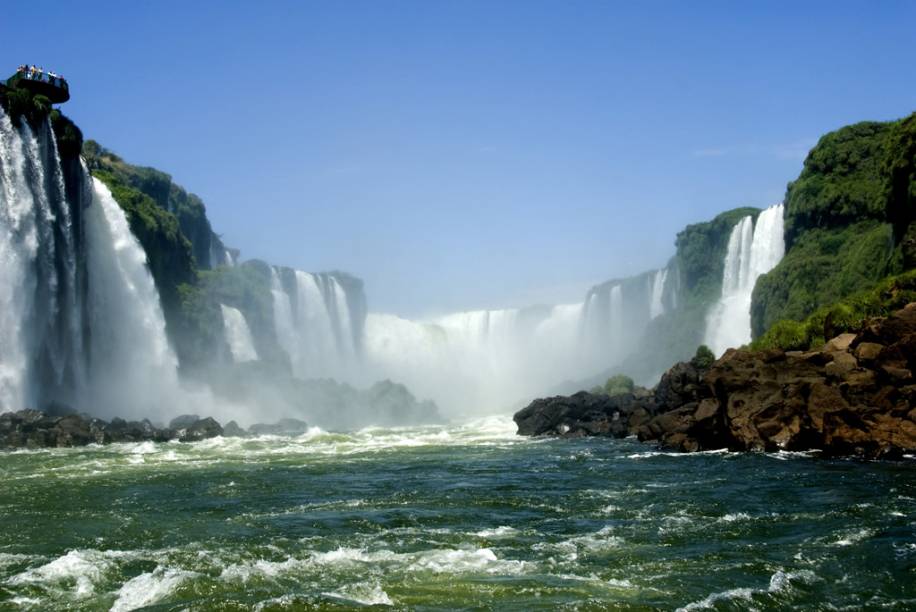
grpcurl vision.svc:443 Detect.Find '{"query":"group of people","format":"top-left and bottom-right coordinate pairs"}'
top-left (16, 64), bottom-right (67, 86)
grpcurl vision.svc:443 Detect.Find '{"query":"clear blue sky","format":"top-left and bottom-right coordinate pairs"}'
top-left (6, 1), bottom-right (914, 317)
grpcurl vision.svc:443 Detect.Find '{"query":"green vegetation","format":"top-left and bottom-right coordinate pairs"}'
top-left (83, 140), bottom-right (220, 268)
top-left (884, 113), bottom-right (916, 267)
top-left (751, 269), bottom-right (916, 351)
top-left (675, 207), bottom-right (760, 304)
top-left (750, 113), bottom-right (916, 338)
top-left (691, 345), bottom-right (715, 369)
top-left (783, 121), bottom-right (892, 247)
top-left (751, 221), bottom-right (901, 337)
top-left (591, 374), bottom-right (635, 397)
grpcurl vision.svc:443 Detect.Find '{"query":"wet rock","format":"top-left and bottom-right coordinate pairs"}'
top-left (248, 418), bottom-right (310, 436)
top-left (222, 420), bottom-right (247, 437)
top-left (169, 414), bottom-right (202, 429)
top-left (514, 390), bottom-right (653, 438)
top-left (178, 417), bottom-right (223, 442)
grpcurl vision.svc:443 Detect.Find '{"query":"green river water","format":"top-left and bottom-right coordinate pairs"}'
top-left (1, 416), bottom-right (914, 610)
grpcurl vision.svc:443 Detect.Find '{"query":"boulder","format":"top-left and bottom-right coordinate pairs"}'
top-left (222, 420), bottom-right (247, 437)
top-left (169, 414), bottom-right (202, 429)
top-left (178, 417), bottom-right (223, 442)
top-left (514, 390), bottom-right (652, 438)
top-left (248, 418), bottom-right (310, 436)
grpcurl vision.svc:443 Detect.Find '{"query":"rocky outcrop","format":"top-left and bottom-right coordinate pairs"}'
top-left (514, 389), bottom-right (654, 438)
top-left (0, 411), bottom-right (223, 449)
top-left (515, 303), bottom-right (916, 459)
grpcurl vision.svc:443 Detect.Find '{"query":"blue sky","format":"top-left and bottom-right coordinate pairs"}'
top-left (6, 1), bottom-right (915, 317)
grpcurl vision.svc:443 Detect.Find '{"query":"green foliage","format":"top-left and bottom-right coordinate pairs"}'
top-left (590, 374), bottom-right (635, 397)
top-left (751, 221), bottom-right (901, 337)
top-left (751, 269), bottom-right (916, 351)
top-left (691, 345), bottom-right (715, 369)
top-left (784, 121), bottom-right (892, 247)
top-left (83, 140), bottom-right (218, 267)
top-left (883, 113), bottom-right (916, 266)
top-left (675, 207), bottom-right (759, 304)
top-left (1, 86), bottom-right (58, 128)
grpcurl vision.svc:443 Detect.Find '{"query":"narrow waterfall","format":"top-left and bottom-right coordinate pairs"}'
top-left (704, 204), bottom-right (785, 356)
top-left (269, 267), bottom-right (362, 380)
top-left (649, 268), bottom-right (668, 319)
top-left (84, 178), bottom-right (183, 419)
top-left (220, 304), bottom-right (258, 362)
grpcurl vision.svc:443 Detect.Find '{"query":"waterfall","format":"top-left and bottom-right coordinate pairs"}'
top-left (220, 304), bottom-right (258, 362)
top-left (269, 267), bottom-right (361, 379)
top-left (363, 303), bottom-right (587, 414)
top-left (704, 204), bottom-right (785, 356)
top-left (0, 109), bottom-right (87, 411)
top-left (84, 178), bottom-right (184, 419)
top-left (649, 268), bottom-right (668, 319)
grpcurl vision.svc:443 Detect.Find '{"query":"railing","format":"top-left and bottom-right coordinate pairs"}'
top-left (16, 69), bottom-right (68, 90)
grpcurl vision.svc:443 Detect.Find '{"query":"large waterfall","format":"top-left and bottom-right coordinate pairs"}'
top-left (363, 303), bottom-right (586, 413)
top-left (0, 108), bottom-right (86, 412)
top-left (0, 106), bottom-right (199, 420)
top-left (84, 178), bottom-right (186, 419)
top-left (704, 204), bottom-right (785, 356)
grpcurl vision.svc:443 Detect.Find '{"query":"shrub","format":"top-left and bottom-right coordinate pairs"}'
top-left (691, 345), bottom-right (715, 369)
top-left (603, 374), bottom-right (635, 397)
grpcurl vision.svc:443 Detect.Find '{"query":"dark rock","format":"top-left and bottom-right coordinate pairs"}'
top-left (514, 390), bottom-right (652, 438)
top-left (222, 420), bottom-right (247, 437)
top-left (248, 418), bottom-right (310, 436)
top-left (178, 417), bottom-right (223, 442)
top-left (169, 414), bottom-right (202, 429)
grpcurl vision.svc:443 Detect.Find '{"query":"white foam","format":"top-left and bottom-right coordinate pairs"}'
top-left (833, 528), bottom-right (873, 547)
top-left (8, 549), bottom-right (113, 597)
top-left (110, 567), bottom-right (195, 611)
top-left (677, 569), bottom-right (817, 610)
top-left (474, 526), bottom-right (519, 538)
top-left (324, 582), bottom-right (394, 606)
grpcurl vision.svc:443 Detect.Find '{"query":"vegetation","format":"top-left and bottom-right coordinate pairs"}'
top-left (750, 113), bottom-right (916, 338)
top-left (691, 345), bottom-right (715, 369)
top-left (590, 374), bottom-right (635, 397)
top-left (751, 221), bottom-right (901, 337)
top-left (751, 269), bottom-right (916, 351)
top-left (83, 140), bottom-right (219, 268)
top-left (884, 113), bottom-right (916, 267)
top-left (783, 121), bottom-right (892, 247)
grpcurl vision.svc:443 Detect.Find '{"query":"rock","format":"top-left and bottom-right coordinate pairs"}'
top-left (824, 333), bottom-right (857, 352)
top-left (169, 414), bottom-right (201, 429)
top-left (222, 420), bottom-right (247, 437)
top-left (514, 390), bottom-right (651, 438)
top-left (854, 342), bottom-right (884, 363)
top-left (179, 417), bottom-right (223, 442)
top-left (248, 418), bottom-right (310, 436)
top-left (514, 302), bottom-right (916, 459)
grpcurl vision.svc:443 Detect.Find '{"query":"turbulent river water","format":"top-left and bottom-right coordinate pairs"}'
top-left (1, 416), bottom-right (915, 610)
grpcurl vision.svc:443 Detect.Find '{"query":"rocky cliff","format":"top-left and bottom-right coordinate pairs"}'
top-left (516, 302), bottom-right (916, 458)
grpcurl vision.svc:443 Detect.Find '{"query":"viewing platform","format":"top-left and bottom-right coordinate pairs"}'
top-left (5, 65), bottom-right (70, 104)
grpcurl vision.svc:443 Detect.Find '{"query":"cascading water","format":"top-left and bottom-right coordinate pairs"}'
top-left (84, 178), bottom-right (185, 419)
top-left (220, 304), bottom-right (258, 362)
top-left (704, 204), bottom-right (785, 356)
top-left (364, 303), bottom-right (588, 414)
top-left (270, 267), bottom-right (362, 380)
top-left (0, 108), bottom-right (85, 412)
top-left (649, 268), bottom-right (668, 319)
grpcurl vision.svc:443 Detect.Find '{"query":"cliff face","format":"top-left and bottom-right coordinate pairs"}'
top-left (752, 114), bottom-right (916, 338)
